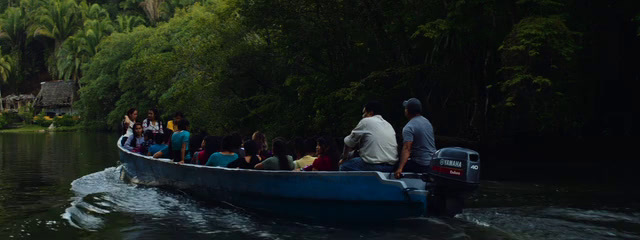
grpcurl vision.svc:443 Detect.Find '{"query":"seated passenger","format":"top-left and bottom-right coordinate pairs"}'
top-left (206, 135), bottom-right (238, 167)
top-left (339, 101), bottom-right (398, 172)
top-left (139, 130), bottom-right (155, 154)
top-left (171, 119), bottom-right (191, 163)
top-left (166, 112), bottom-right (183, 132)
top-left (142, 108), bottom-right (164, 134)
top-left (122, 108), bottom-right (138, 137)
top-left (293, 138), bottom-right (317, 170)
top-left (148, 134), bottom-right (169, 158)
top-left (302, 137), bottom-right (339, 171)
top-left (124, 122), bottom-right (145, 152)
top-left (193, 136), bottom-right (221, 165)
top-left (394, 98), bottom-right (436, 178)
top-left (252, 131), bottom-right (272, 160)
top-left (255, 139), bottom-right (294, 170)
top-left (228, 140), bottom-right (261, 169)
top-left (189, 131), bottom-right (208, 161)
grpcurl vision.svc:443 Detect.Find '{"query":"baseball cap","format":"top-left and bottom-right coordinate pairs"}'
top-left (403, 98), bottom-right (422, 114)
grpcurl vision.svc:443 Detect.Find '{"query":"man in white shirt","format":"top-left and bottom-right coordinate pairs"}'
top-left (339, 101), bottom-right (398, 172)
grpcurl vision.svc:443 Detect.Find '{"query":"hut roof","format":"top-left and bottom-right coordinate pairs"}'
top-left (2, 94), bottom-right (35, 102)
top-left (34, 81), bottom-right (75, 108)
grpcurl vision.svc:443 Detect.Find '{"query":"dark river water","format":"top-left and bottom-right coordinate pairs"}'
top-left (1, 132), bottom-right (639, 239)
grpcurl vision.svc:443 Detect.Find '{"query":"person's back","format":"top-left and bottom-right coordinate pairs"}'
top-left (403, 115), bottom-right (435, 166)
top-left (345, 115), bottom-right (398, 164)
top-left (170, 119), bottom-right (191, 163)
top-left (261, 155), bottom-right (294, 170)
top-left (149, 143), bottom-right (169, 157)
top-left (206, 135), bottom-right (238, 167)
top-left (294, 155), bottom-right (316, 169)
top-left (206, 152), bottom-right (238, 167)
top-left (293, 138), bottom-right (317, 169)
top-left (228, 140), bottom-right (261, 169)
top-left (171, 131), bottom-right (190, 154)
top-left (394, 98), bottom-right (436, 178)
top-left (255, 139), bottom-right (294, 170)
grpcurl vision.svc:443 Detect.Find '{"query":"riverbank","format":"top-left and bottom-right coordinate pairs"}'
top-left (0, 123), bottom-right (83, 133)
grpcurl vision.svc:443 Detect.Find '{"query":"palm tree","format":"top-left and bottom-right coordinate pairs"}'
top-left (82, 18), bottom-right (113, 56)
top-left (56, 35), bottom-right (85, 83)
top-left (56, 16), bottom-right (113, 83)
top-left (0, 7), bottom-right (27, 49)
top-left (0, 51), bottom-right (13, 112)
top-left (79, 2), bottom-right (110, 21)
top-left (34, 0), bottom-right (81, 49)
top-left (115, 14), bottom-right (146, 33)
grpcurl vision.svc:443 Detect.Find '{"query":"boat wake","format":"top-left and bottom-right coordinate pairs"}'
top-left (61, 166), bottom-right (312, 238)
top-left (457, 207), bottom-right (640, 239)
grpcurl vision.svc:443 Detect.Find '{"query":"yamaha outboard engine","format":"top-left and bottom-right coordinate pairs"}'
top-left (426, 147), bottom-right (480, 217)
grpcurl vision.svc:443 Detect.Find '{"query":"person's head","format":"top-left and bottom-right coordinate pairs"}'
top-left (173, 112), bottom-right (184, 122)
top-left (133, 122), bottom-right (143, 137)
top-left (177, 118), bottom-right (189, 131)
top-left (363, 101), bottom-right (382, 118)
top-left (154, 133), bottom-right (165, 144)
top-left (148, 108), bottom-right (160, 121)
top-left (316, 136), bottom-right (335, 155)
top-left (304, 138), bottom-right (317, 156)
top-left (144, 130), bottom-right (153, 140)
top-left (221, 135), bottom-right (234, 152)
top-left (316, 136), bottom-right (340, 166)
top-left (272, 138), bottom-right (289, 170)
top-left (403, 98), bottom-right (422, 118)
top-left (204, 136), bottom-right (222, 155)
top-left (127, 108), bottom-right (138, 121)
top-left (243, 140), bottom-right (259, 157)
top-left (252, 131), bottom-right (266, 143)
top-left (252, 131), bottom-right (267, 150)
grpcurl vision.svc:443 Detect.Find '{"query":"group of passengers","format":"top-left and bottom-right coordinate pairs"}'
top-left (120, 98), bottom-right (435, 177)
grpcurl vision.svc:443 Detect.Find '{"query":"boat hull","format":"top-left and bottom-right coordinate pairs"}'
top-left (118, 138), bottom-right (429, 221)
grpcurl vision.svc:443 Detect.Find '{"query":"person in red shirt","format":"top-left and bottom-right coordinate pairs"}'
top-left (303, 137), bottom-right (340, 171)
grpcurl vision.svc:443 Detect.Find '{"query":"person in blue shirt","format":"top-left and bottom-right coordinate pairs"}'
top-left (394, 98), bottom-right (436, 178)
top-left (149, 133), bottom-right (170, 158)
top-left (206, 135), bottom-right (238, 167)
top-left (171, 119), bottom-right (191, 163)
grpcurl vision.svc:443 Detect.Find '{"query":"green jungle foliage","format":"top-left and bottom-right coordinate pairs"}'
top-left (53, 114), bottom-right (77, 126)
top-left (33, 112), bottom-right (52, 127)
top-left (1, 0), bottom-right (638, 140)
top-left (0, 114), bottom-right (7, 128)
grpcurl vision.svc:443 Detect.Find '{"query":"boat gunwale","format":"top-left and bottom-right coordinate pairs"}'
top-left (117, 137), bottom-right (426, 193)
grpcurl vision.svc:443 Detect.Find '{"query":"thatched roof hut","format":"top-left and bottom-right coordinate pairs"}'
top-left (1, 94), bottom-right (35, 112)
top-left (34, 81), bottom-right (75, 115)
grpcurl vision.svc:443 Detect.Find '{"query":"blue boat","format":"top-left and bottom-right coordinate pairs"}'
top-left (117, 137), bottom-right (480, 221)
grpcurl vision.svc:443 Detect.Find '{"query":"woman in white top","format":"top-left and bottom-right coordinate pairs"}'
top-left (122, 108), bottom-right (138, 137)
top-left (143, 108), bottom-right (164, 134)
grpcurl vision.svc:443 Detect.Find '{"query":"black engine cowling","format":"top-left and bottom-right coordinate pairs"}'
top-left (426, 147), bottom-right (480, 216)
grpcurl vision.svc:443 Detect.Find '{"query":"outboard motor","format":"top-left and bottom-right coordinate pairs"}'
top-left (426, 147), bottom-right (480, 217)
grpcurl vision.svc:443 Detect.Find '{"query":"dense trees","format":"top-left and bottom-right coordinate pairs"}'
top-left (1, 0), bottom-right (638, 143)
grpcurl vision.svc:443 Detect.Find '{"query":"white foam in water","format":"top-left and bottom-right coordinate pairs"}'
top-left (62, 166), bottom-right (269, 235)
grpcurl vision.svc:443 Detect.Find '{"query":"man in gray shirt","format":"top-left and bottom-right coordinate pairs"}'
top-left (394, 98), bottom-right (436, 178)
